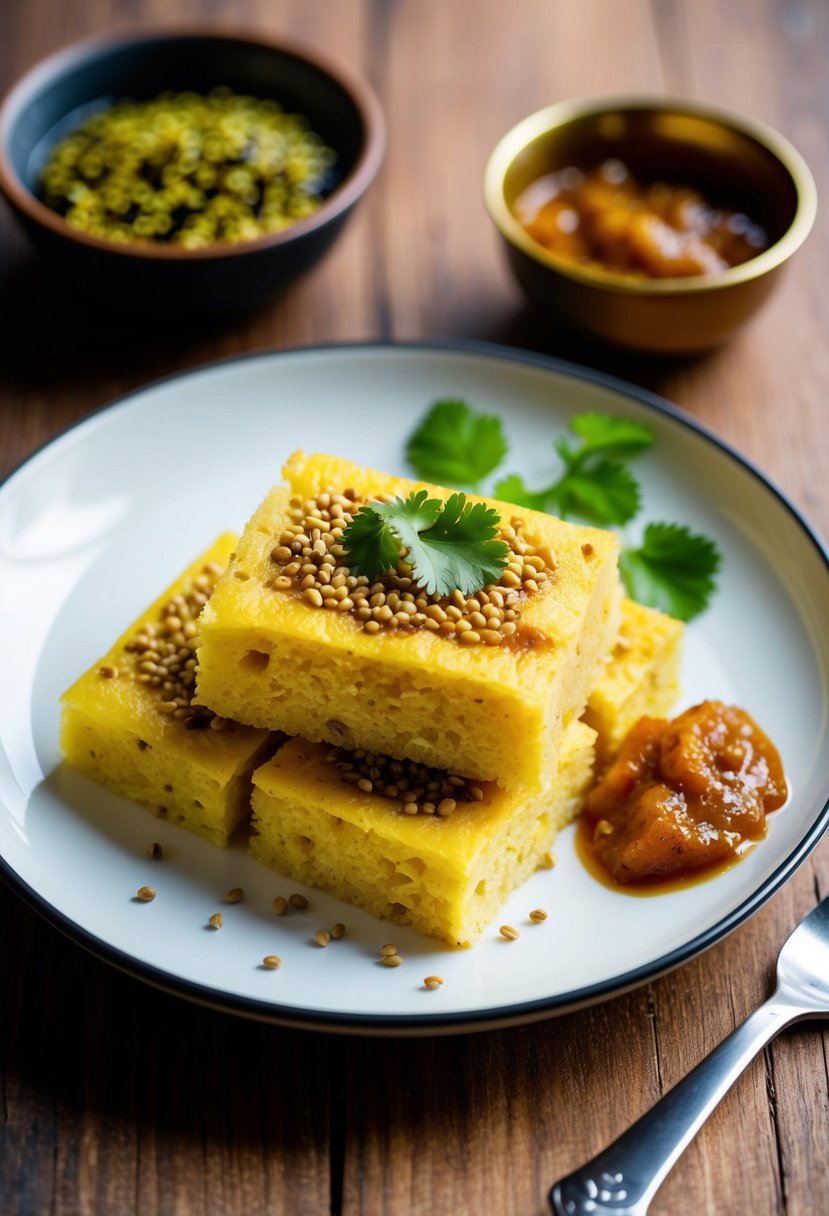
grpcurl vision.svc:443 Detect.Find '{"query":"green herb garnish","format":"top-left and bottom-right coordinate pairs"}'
top-left (406, 399), bottom-right (508, 490)
top-left (495, 412), bottom-right (653, 526)
top-left (619, 523), bottom-right (721, 622)
top-left (403, 399), bottom-right (722, 619)
top-left (341, 490), bottom-right (510, 597)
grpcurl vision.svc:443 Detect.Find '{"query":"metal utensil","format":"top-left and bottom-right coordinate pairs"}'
top-left (550, 895), bottom-right (829, 1216)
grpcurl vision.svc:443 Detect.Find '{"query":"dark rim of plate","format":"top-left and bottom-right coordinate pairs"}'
top-left (1, 338), bottom-right (828, 1037)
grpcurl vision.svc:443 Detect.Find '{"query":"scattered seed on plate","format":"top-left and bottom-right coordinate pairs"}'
top-left (423, 975), bottom-right (444, 990)
top-left (225, 887), bottom-right (244, 903)
top-left (314, 929), bottom-right (332, 948)
top-left (540, 850), bottom-right (556, 870)
top-left (262, 955), bottom-right (282, 970)
top-left (209, 913), bottom-right (223, 930)
top-left (380, 953), bottom-right (403, 968)
top-left (146, 842), bottom-right (163, 860)
top-left (379, 943), bottom-right (398, 957)
top-left (529, 908), bottom-right (548, 923)
top-left (136, 886), bottom-right (156, 902)
top-left (272, 895), bottom-right (288, 916)
top-left (500, 924), bottom-right (520, 941)
top-left (288, 893), bottom-right (308, 910)
top-left (331, 922), bottom-right (346, 940)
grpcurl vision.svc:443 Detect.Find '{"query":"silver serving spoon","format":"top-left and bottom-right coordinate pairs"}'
top-left (550, 894), bottom-right (829, 1216)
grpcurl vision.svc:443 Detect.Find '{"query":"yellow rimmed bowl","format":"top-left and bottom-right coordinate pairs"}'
top-left (484, 95), bottom-right (817, 354)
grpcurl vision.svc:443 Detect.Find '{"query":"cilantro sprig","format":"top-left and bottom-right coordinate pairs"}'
top-left (341, 490), bottom-right (510, 597)
top-left (404, 399), bottom-right (722, 621)
top-left (494, 413), bottom-right (653, 526)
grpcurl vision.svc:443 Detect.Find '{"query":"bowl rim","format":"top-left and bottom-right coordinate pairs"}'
top-left (483, 93), bottom-right (818, 295)
top-left (0, 23), bottom-right (386, 262)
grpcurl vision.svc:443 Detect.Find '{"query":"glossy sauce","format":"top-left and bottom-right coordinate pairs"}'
top-left (513, 160), bottom-right (768, 279)
top-left (581, 700), bottom-right (787, 890)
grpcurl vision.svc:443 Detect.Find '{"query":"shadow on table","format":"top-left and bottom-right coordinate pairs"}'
top-left (0, 245), bottom-right (250, 399)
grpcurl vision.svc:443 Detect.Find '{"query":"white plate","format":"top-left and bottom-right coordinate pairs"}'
top-left (2, 341), bottom-right (828, 1035)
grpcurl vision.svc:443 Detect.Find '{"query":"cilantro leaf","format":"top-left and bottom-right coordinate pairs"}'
top-left (341, 490), bottom-right (510, 597)
top-left (619, 523), bottom-right (721, 621)
top-left (404, 492), bottom-right (510, 596)
top-left (406, 399), bottom-right (509, 490)
top-left (551, 460), bottom-right (642, 526)
top-left (339, 506), bottom-right (403, 578)
top-left (493, 473), bottom-right (552, 513)
top-left (562, 413), bottom-right (655, 464)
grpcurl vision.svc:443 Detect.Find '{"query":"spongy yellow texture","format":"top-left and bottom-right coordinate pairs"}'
top-left (249, 721), bottom-right (596, 947)
top-left (59, 536), bottom-right (274, 846)
top-left (196, 453), bottom-right (621, 788)
top-left (583, 598), bottom-right (683, 760)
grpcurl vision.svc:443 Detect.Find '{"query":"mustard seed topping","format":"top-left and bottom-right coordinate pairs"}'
top-left (325, 745), bottom-right (489, 818)
top-left (124, 560), bottom-right (226, 728)
top-left (268, 489), bottom-right (556, 647)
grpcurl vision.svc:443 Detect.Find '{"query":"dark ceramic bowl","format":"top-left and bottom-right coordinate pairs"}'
top-left (0, 27), bottom-right (385, 314)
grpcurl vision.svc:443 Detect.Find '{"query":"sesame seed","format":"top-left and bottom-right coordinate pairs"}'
top-left (209, 913), bottom-right (223, 930)
top-left (529, 909), bottom-right (548, 923)
top-left (314, 929), bottom-right (331, 947)
top-left (136, 886), bottom-right (156, 902)
top-left (424, 975), bottom-right (444, 990)
top-left (499, 925), bottom-right (520, 941)
top-left (146, 842), bottom-right (162, 860)
top-left (225, 887), bottom-right (244, 903)
top-left (272, 896), bottom-right (288, 916)
top-left (262, 955), bottom-right (282, 970)
top-left (289, 893), bottom-right (309, 910)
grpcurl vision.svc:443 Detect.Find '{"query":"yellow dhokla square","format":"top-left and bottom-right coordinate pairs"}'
top-left (250, 720), bottom-right (596, 947)
top-left (583, 598), bottom-right (684, 760)
top-left (196, 452), bottom-right (621, 788)
top-left (60, 536), bottom-right (275, 846)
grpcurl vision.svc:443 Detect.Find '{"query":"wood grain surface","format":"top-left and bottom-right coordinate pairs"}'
top-left (2, 2), bottom-right (828, 1214)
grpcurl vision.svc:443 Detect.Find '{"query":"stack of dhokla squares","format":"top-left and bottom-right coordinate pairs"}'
top-left (61, 453), bottom-right (683, 946)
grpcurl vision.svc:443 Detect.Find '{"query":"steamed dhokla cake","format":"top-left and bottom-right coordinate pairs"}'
top-left (60, 536), bottom-right (275, 846)
top-left (250, 720), bottom-right (596, 947)
top-left (196, 453), bottom-right (621, 788)
top-left (583, 598), bottom-right (683, 760)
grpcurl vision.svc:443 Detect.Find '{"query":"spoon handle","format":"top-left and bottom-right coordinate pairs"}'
top-left (549, 995), bottom-right (802, 1216)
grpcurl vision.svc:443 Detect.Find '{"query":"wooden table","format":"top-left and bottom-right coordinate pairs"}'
top-left (2, 2), bottom-right (827, 1213)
